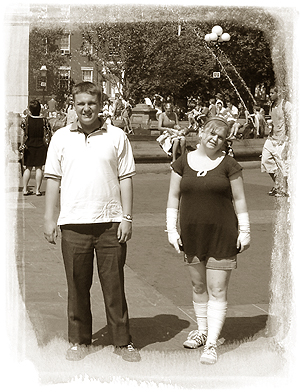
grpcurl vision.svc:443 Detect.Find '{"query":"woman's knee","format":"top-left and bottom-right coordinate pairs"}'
top-left (208, 285), bottom-right (227, 301)
top-left (192, 281), bottom-right (207, 295)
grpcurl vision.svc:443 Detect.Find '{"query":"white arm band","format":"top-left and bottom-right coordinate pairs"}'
top-left (237, 212), bottom-right (250, 232)
top-left (166, 208), bottom-right (179, 232)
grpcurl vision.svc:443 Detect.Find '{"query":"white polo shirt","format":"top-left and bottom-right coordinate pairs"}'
top-left (44, 120), bottom-right (136, 225)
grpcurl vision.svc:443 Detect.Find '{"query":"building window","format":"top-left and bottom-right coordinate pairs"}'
top-left (58, 67), bottom-right (71, 91)
top-left (81, 68), bottom-right (93, 82)
top-left (60, 34), bottom-right (70, 55)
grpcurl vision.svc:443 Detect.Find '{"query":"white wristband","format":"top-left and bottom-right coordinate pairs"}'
top-left (166, 208), bottom-right (178, 232)
top-left (237, 212), bottom-right (250, 232)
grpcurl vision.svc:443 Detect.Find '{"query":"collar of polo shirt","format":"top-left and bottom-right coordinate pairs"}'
top-left (70, 117), bottom-right (108, 134)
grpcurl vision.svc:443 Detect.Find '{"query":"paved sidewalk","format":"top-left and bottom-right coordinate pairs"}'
top-left (8, 158), bottom-right (271, 356)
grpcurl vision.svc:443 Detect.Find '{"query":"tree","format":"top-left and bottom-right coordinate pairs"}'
top-left (28, 26), bottom-right (69, 106)
top-left (80, 17), bottom-right (274, 107)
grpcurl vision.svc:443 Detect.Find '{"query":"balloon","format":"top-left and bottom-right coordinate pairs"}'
top-left (212, 25), bottom-right (223, 36)
top-left (221, 33), bottom-right (230, 42)
top-left (209, 32), bottom-right (218, 41)
top-left (204, 34), bottom-right (211, 42)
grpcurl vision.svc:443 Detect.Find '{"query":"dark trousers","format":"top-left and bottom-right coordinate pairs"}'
top-left (61, 223), bottom-right (130, 346)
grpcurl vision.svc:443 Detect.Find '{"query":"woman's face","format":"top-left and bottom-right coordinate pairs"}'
top-left (201, 121), bottom-right (228, 152)
top-left (165, 104), bottom-right (173, 114)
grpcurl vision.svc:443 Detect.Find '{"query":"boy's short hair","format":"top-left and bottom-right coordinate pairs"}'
top-left (72, 82), bottom-right (102, 103)
top-left (29, 99), bottom-right (41, 116)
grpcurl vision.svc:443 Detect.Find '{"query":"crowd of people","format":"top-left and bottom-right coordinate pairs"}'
top-left (185, 93), bottom-right (268, 140)
top-left (14, 80), bottom-right (291, 365)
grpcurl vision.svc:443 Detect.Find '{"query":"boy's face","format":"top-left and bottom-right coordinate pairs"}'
top-left (74, 92), bottom-right (101, 129)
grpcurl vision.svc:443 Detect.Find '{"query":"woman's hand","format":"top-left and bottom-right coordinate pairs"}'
top-left (237, 231), bottom-right (250, 253)
top-left (167, 230), bottom-right (182, 254)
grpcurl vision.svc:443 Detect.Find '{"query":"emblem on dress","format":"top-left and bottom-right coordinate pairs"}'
top-left (197, 170), bottom-right (207, 177)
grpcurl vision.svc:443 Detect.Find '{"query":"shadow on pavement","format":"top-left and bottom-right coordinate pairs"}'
top-left (92, 314), bottom-right (190, 349)
top-left (221, 314), bottom-right (269, 344)
top-left (218, 314), bottom-right (272, 356)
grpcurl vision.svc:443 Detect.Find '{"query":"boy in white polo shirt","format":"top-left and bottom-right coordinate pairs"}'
top-left (43, 82), bottom-right (140, 362)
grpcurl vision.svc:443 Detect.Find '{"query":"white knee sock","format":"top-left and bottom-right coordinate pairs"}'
top-left (193, 301), bottom-right (208, 335)
top-left (206, 300), bottom-right (227, 345)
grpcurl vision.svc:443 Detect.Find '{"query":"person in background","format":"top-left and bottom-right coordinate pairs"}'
top-left (216, 99), bottom-right (226, 118)
top-left (121, 100), bottom-right (134, 135)
top-left (43, 81), bottom-right (140, 362)
top-left (166, 117), bottom-right (250, 365)
top-left (144, 97), bottom-right (153, 107)
top-left (66, 101), bottom-right (77, 125)
top-left (20, 99), bottom-right (51, 196)
top-left (52, 110), bottom-right (67, 133)
top-left (230, 104), bottom-right (251, 139)
top-left (153, 94), bottom-right (164, 119)
top-left (261, 85), bottom-right (291, 196)
top-left (207, 98), bottom-right (217, 118)
top-left (186, 103), bottom-right (202, 131)
top-left (101, 99), bottom-right (114, 125)
top-left (157, 102), bottom-right (188, 163)
top-left (112, 94), bottom-right (125, 120)
top-left (48, 96), bottom-right (57, 118)
top-left (224, 100), bottom-right (239, 132)
top-left (253, 106), bottom-right (267, 138)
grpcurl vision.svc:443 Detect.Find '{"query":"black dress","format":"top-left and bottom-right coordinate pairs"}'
top-left (23, 116), bottom-right (48, 167)
top-left (171, 152), bottom-right (242, 260)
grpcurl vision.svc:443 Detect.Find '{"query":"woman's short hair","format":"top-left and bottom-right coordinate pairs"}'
top-left (72, 82), bottom-right (102, 103)
top-left (29, 99), bottom-right (41, 116)
top-left (203, 116), bottom-right (230, 138)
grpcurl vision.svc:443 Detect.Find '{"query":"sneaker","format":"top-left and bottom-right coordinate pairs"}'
top-left (268, 187), bottom-right (278, 196)
top-left (200, 344), bottom-right (218, 365)
top-left (183, 330), bottom-right (207, 349)
top-left (66, 344), bottom-right (89, 361)
top-left (275, 190), bottom-right (289, 197)
top-left (114, 342), bottom-right (141, 362)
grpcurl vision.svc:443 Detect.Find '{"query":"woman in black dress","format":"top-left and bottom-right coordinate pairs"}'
top-left (21, 100), bottom-right (51, 196)
top-left (166, 117), bottom-right (250, 365)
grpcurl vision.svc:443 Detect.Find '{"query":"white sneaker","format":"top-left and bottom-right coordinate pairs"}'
top-left (183, 330), bottom-right (207, 349)
top-left (200, 344), bottom-right (218, 365)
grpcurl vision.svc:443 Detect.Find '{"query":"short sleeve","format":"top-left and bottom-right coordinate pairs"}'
top-left (171, 153), bottom-right (185, 176)
top-left (44, 130), bottom-right (63, 179)
top-left (117, 131), bottom-right (136, 180)
top-left (225, 155), bottom-right (243, 177)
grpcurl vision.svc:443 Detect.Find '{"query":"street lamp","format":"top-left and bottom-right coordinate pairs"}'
top-left (204, 26), bottom-right (230, 95)
top-left (204, 25), bottom-right (256, 108)
top-left (40, 65), bottom-right (47, 104)
top-left (204, 25), bottom-right (230, 45)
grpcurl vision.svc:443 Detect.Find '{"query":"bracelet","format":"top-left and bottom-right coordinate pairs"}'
top-left (122, 214), bottom-right (133, 223)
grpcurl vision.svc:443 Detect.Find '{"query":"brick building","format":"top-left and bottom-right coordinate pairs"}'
top-left (28, 4), bottom-right (120, 109)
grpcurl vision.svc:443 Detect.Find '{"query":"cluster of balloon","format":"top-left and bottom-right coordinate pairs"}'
top-left (204, 25), bottom-right (230, 43)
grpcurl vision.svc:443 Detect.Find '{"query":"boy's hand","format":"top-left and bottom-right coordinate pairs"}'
top-left (44, 219), bottom-right (58, 244)
top-left (117, 220), bottom-right (132, 243)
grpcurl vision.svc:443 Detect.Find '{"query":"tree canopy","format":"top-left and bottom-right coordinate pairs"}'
top-left (28, 5), bottom-right (281, 107)
top-left (80, 18), bottom-right (275, 105)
